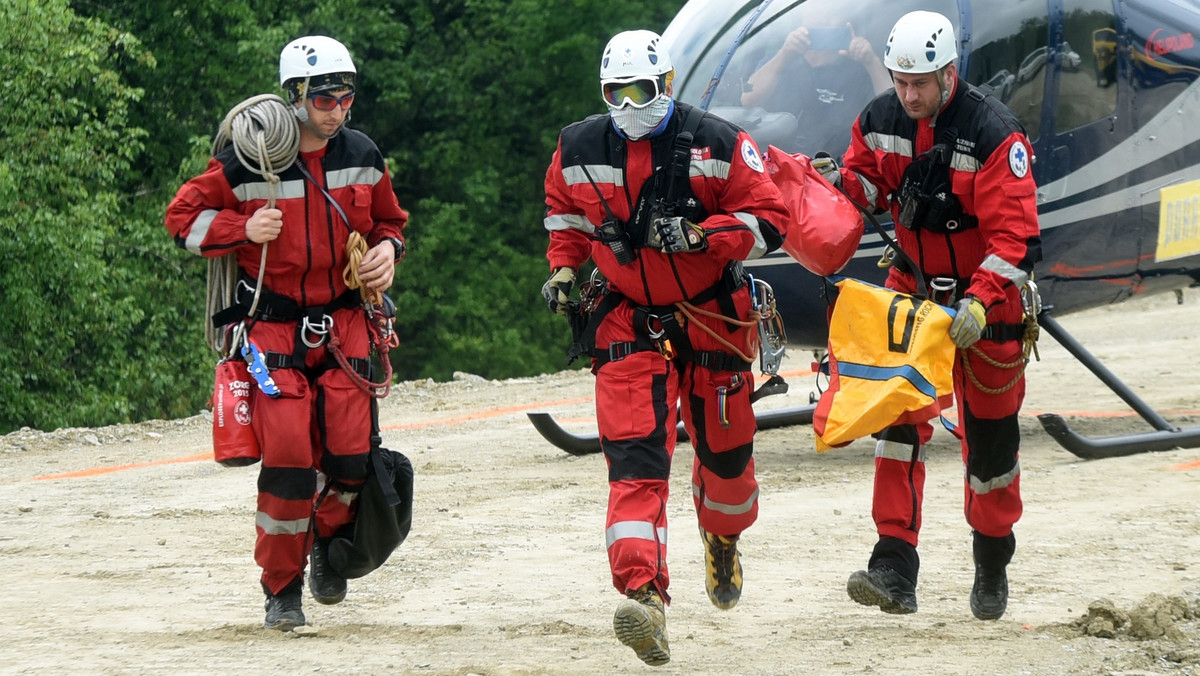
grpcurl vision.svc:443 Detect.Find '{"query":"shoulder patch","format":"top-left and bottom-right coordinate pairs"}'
top-left (1008, 141), bottom-right (1030, 179)
top-left (741, 139), bottom-right (765, 173)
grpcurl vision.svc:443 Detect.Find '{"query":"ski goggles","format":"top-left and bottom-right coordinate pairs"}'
top-left (601, 76), bottom-right (662, 109)
top-left (309, 90), bottom-right (356, 111)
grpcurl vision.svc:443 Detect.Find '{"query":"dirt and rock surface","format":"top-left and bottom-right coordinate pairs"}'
top-left (3, 289), bottom-right (1199, 675)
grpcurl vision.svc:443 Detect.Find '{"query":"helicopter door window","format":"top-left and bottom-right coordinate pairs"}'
top-left (968, 0), bottom-right (1049, 140)
top-left (725, 0), bottom-right (955, 157)
top-left (1054, 0), bottom-right (1118, 134)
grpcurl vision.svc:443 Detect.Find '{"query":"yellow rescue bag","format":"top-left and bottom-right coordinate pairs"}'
top-left (813, 278), bottom-right (956, 452)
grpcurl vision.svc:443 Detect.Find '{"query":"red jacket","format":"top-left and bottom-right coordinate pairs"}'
top-left (544, 102), bottom-right (789, 306)
top-left (839, 78), bottom-right (1041, 311)
top-left (165, 128), bottom-right (408, 308)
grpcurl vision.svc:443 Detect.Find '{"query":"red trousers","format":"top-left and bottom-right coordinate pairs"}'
top-left (594, 295), bottom-right (760, 600)
top-left (872, 315), bottom-right (1025, 546)
top-left (246, 307), bottom-right (373, 594)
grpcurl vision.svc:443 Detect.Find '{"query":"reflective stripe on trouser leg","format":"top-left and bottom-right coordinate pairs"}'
top-left (682, 362), bottom-right (759, 537)
top-left (605, 480), bottom-right (670, 599)
top-left (872, 424), bottom-right (929, 547)
top-left (957, 339), bottom-right (1025, 537)
top-left (243, 319), bottom-right (319, 593)
top-left (597, 349), bottom-right (676, 597)
top-left (254, 386), bottom-right (318, 594)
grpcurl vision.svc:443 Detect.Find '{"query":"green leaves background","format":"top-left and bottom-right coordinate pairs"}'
top-left (0, 0), bottom-right (683, 433)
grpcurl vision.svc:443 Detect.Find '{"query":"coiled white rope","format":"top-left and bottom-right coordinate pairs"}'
top-left (205, 94), bottom-right (299, 354)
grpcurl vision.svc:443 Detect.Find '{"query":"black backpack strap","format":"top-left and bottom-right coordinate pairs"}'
top-left (666, 108), bottom-right (705, 209)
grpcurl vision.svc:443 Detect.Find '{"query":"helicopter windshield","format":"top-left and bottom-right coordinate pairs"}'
top-left (664, 0), bottom-right (959, 158)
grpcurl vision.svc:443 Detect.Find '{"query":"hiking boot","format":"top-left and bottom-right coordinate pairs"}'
top-left (847, 566), bottom-right (918, 614)
top-left (264, 587), bottom-right (306, 631)
top-left (971, 530), bottom-right (1015, 620)
top-left (613, 586), bottom-right (670, 666)
top-left (970, 564), bottom-right (1008, 620)
top-left (308, 537), bottom-right (347, 605)
top-left (699, 529), bottom-right (743, 610)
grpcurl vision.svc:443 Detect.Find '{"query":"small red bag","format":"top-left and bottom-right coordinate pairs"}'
top-left (212, 358), bottom-right (260, 467)
top-left (763, 146), bottom-right (864, 276)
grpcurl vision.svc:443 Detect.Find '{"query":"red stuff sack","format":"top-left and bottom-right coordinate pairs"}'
top-left (212, 358), bottom-right (260, 467)
top-left (762, 146), bottom-right (864, 276)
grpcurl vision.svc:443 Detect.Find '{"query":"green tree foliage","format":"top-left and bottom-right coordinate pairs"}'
top-left (333, 0), bottom-right (684, 380)
top-left (4, 0), bottom-right (684, 433)
top-left (0, 0), bottom-right (202, 432)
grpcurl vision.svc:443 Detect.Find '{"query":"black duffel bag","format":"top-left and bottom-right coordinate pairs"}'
top-left (328, 446), bottom-right (414, 579)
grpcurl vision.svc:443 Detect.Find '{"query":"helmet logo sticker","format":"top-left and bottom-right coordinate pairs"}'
top-left (897, 55), bottom-right (915, 69)
top-left (1009, 141), bottom-right (1030, 178)
top-left (741, 140), bottom-right (765, 173)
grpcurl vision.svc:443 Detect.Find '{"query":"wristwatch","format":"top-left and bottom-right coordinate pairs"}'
top-left (383, 237), bottom-right (406, 263)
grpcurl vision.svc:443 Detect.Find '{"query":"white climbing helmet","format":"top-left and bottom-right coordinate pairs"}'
top-left (884, 11), bottom-right (958, 73)
top-left (600, 30), bottom-right (676, 110)
top-left (600, 30), bottom-right (673, 81)
top-left (279, 36), bottom-right (357, 101)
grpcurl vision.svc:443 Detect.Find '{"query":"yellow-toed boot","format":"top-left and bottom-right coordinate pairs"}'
top-left (700, 528), bottom-right (743, 609)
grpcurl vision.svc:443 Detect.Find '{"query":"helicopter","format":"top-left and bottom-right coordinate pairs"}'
top-left (530, 0), bottom-right (1200, 460)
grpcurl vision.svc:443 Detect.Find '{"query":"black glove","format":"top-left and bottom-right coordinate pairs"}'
top-left (541, 267), bottom-right (576, 314)
top-left (655, 216), bottom-right (707, 254)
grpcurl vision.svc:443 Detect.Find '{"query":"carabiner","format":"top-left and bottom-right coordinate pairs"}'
top-left (645, 315), bottom-right (665, 341)
top-left (301, 314), bottom-right (333, 348)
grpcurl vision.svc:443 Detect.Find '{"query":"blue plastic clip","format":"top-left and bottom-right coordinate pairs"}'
top-left (241, 341), bottom-right (281, 398)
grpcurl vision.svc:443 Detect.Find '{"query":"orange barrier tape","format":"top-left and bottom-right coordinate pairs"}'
top-left (28, 396), bottom-right (598, 482)
top-left (380, 397), bottom-right (593, 430)
top-left (32, 453), bottom-right (212, 481)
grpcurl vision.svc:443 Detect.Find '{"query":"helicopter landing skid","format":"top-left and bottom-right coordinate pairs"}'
top-left (1036, 312), bottom-right (1200, 459)
top-left (528, 404), bottom-right (816, 455)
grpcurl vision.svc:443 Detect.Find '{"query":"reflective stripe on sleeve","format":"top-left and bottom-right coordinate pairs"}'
top-left (853, 173), bottom-right (882, 208)
top-left (186, 210), bottom-right (218, 255)
top-left (545, 213), bottom-right (594, 233)
top-left (734, 212), bottom-right (770, 260)
top-left (980, 254), bottom-right (1030, 287)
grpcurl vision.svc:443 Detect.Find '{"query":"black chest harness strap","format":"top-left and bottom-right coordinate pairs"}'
top-left (894, 126), bottom-right (978, 234)
top-left (626, 108), bottom-right (709, 249)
